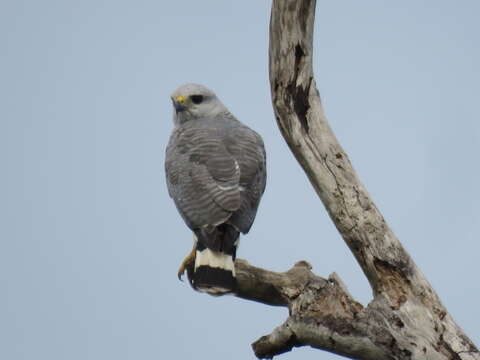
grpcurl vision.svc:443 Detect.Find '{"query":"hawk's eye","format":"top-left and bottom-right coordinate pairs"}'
top-left (191, 95), bottom-right (204, 104)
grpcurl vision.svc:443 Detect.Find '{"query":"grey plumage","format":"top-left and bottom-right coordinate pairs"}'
top-left (165, 83), bottom-right (266, 294)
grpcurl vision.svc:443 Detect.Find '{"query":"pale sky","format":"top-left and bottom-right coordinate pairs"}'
top-left (1, 1), bottom-right (479, 359)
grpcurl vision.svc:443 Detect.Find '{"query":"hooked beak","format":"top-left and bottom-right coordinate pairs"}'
top-left (172, 95), bottom-right (186, 113)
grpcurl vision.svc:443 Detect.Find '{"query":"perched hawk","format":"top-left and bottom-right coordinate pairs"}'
top-left (165, 84), bottom-right (266, 295)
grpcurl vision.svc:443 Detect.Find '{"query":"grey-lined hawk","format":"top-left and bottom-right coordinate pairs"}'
top-left (165, 83), bottom-right (266, 295)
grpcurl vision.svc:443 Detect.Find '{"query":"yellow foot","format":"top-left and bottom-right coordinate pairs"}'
top-left (177, 246), bottom-right (196, 282)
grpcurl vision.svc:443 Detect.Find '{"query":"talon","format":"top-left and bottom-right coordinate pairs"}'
top-left (177, 265), bottom-right (186, 281)
top-left (177, 246), bottom-right (196, 283)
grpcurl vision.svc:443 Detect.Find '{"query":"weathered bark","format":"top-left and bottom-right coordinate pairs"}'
top-left (235, 1), bottom-right (479, 358)
top-left (235, 258), bottom-right (478, 359)
top-left (187, 1), bottom-right (480, 359)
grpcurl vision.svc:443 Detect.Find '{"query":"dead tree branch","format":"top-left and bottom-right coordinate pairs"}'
top-left (226, 0), bottom-right (479, 359)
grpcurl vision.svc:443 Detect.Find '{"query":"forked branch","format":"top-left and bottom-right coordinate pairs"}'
top-left (225, 0), bottom-right (479, 358)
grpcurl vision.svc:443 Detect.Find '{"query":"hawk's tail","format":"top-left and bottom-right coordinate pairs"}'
top-left (192, 225), bottom-right (239, 295)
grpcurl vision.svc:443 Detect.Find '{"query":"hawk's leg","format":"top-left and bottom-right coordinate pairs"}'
top-left (177, 243), bottom-right (196, 283)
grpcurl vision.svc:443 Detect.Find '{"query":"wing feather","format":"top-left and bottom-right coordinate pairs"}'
top-left (224, 125), bottom-right (267, 233)
top-left (165, 124), bottom-right (241, 229)
top-left (165, 115), bottom-right (266, 233)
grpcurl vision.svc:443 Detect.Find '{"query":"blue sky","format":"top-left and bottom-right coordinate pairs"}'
top-left (1, 1), bottom-right (479, 359)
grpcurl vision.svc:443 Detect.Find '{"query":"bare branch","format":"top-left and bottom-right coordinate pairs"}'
top-left (183, 1), bottom-right (480, 358)
top-left (232, 0), bottom-right (480, 358)
top-left (235, 259), bottom-right (479, 359)
top-left (235, 259), bottom-right (316, 307)
top-left (269, 0), bottom-right (425, 303)
top-left (252, 320), bottom-right (298, 359)
top-left (236, 259), bottom-right (390, 359)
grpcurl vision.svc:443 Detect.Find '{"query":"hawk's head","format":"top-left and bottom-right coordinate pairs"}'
top-left (170, 83), bottom-right (227, 125)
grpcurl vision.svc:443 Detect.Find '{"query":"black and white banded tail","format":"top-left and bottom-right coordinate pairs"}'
top-left (192, 224), bottom-right (239, 295)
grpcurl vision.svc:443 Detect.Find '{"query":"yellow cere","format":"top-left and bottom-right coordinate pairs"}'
top-left (175, 95), bottom-right (186, 104)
